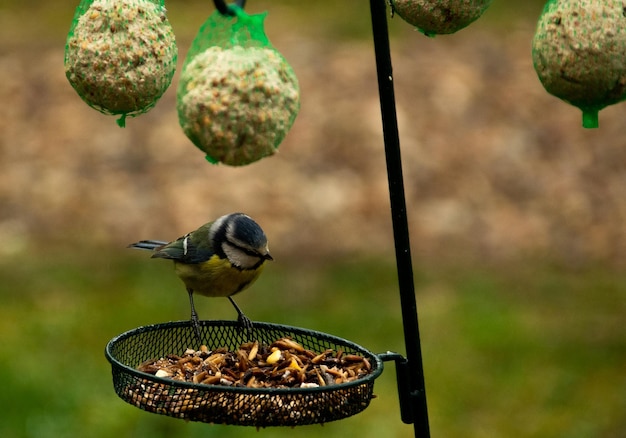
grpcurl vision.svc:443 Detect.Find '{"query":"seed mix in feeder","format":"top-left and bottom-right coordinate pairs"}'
top-left (391, 0), bottom-right (493, 36)
top-left (532, 0), bottom-right (626, 128)
top-left (124, 337), bottom-right (374, 424)
top-left (137, 337), bottom-right (372, 389)
top-left (64, 0), bottom-right (177, 120)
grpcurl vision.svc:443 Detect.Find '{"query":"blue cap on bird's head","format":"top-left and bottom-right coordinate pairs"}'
top-left (217, 213), bottom-right (273, 262)
top-left (229, 213), bottom-right (268, 247)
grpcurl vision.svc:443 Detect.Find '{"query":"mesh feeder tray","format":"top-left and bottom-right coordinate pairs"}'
top-left (105, 320), bottom-right (384, 427)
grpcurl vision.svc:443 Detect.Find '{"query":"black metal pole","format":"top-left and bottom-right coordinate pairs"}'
top-left (368, 1), bottom-right (430, 436)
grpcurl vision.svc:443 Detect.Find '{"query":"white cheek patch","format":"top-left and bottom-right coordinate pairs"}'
top-left (222, 242), bottom-right (261, 269)
top-left (183, 236), bottom-right (189, 256)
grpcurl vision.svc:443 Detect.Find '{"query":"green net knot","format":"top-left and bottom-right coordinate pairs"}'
top-left (581, 107), bottom-right (600, 130)
top-left (228, 5), bottom-right (269, 46)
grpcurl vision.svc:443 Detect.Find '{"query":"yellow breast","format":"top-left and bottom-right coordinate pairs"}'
top-left (173, 255), bottom-right (264, 298)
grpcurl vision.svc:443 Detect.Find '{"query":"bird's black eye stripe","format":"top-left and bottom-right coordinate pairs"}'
top-left (230, 241), bottom-right (264, 259)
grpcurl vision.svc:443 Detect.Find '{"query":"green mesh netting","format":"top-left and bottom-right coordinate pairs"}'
top-left (532, 0), bottom-right (626, 129)
top-left (64, 0), bottom-right (177, 127)
top-left (391, 0), bottom-right (493, 37)
top-left (177, 5), bottom-right (300, 166)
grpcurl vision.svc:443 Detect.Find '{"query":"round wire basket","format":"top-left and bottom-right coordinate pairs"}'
top-left (105, 320), bottom-right (384, 427)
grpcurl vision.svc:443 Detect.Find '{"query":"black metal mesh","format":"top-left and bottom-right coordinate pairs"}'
top-left (105, 320), bottom-right (383, 427)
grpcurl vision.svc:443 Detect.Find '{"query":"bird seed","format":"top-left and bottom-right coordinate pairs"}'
top-left (177, 46), bottom-right (300, 166)
top-left (64, 0), bottom-right (177, 117)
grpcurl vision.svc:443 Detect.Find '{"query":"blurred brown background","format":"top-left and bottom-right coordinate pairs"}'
top-left (1, 0), bottom-right (626, 266)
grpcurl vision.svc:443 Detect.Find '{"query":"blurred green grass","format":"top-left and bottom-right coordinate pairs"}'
top-left (0, 247), bottom-right (624, 438)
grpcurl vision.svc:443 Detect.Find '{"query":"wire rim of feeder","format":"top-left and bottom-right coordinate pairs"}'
top-left (105, 320), bottom-right (384, 426)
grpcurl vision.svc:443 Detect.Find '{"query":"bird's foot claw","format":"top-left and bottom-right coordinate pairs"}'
top-left (238, 314), bottom-right (254, 332)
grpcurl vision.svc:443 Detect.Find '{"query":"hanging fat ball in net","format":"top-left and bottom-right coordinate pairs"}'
top-left (177, 5), bottom-right (300, 166)
top-left (390, 0), bottom-right (493, 36)
top-left (532, 0), bottom-right (626, 129)
top-left (64, 0), bottom-right (177, 127)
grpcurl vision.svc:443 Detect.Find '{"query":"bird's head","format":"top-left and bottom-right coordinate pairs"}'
top-left (213, 213), bottom-right (272, 269)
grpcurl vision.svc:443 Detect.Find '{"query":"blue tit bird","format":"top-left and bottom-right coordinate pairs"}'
top-left (128, 213), bottom-right (273, 336)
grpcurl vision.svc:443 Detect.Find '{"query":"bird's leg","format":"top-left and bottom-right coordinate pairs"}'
top-left (187, 288), bottom-right (202, 345)
top-left (228, 296), bottom-right (253, 331)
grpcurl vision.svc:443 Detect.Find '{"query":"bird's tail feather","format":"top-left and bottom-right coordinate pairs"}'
top-left (128, 240), bottom-right (168, 251)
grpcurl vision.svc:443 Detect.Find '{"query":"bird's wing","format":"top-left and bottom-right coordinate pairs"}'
top-left (152, 224), bottom-right (214, 264)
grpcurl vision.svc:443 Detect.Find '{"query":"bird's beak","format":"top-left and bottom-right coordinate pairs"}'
top-left (264, 252), bottom-right (274, 261)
